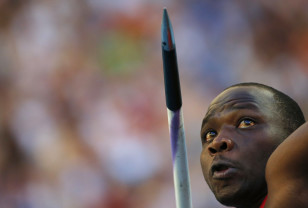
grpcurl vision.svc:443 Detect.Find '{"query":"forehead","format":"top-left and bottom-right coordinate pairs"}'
top-left (203, 86), bottom-right (274, 123)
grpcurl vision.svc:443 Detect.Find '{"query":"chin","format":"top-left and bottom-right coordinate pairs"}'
top-left (214, 188), bottom-right (264, 208)
top-left (215, 193), bottom-right (239, 207)
top-left (213, 186), bottom-right (246, 207)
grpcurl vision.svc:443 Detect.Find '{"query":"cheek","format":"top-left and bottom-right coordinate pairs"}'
top-left (200, 149), bottom-right (210, 176)
top-left (242, 137), bottom-right (276, 172)
top-left (257, 129), bottom-right (281, 157)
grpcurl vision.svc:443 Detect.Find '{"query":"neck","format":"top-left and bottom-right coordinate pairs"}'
top-left (235, 195), bottom-right (266, 208)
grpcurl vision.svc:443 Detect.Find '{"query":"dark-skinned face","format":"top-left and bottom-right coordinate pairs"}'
top-left (200, 86), bottom-right (284, 207)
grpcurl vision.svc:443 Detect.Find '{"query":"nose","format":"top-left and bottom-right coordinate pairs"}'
top-left (208, 136), bottom-right (234, 156)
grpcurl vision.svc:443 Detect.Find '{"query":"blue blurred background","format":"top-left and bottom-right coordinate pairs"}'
top-left (0, 0), bottom-right (308, 207)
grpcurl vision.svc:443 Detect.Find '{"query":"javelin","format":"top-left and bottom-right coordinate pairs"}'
top-left (161, 8), bottom-right (193, 208)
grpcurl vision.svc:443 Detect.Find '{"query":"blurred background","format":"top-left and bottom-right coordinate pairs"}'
top-left (0, 0), bottom-right (308, 207)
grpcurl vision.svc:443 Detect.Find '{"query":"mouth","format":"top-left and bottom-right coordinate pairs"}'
top-left (211, 162), bottom-right (238, 179)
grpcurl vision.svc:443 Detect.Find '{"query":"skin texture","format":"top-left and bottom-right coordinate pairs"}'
top-left (200, 86), bottom-right (288, 208)
top-left (265, 121), bottom-right (308, 208)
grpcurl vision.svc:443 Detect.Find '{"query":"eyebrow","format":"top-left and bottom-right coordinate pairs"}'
top-left (201, 102), bottom-right (260, 129)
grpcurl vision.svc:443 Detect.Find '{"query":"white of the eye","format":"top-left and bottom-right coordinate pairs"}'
top-left (240, 120), bottom-right (254, 127)
top-left (206, 131), bottom-right (216, 139)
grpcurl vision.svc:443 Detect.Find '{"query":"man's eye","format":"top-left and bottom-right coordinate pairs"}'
top-left (238, 119), bottom-right (255, 128)
top-left (203, 130), bottom-right (217, 142)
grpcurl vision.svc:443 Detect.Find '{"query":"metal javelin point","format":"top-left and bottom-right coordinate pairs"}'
top-left (162, 8), bottom-right (175, 51)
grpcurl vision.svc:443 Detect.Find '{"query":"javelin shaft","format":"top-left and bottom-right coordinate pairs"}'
top-left (161, 8), bottom-right (193, 208)
top-left (167, 108), bottom-right (192, 208)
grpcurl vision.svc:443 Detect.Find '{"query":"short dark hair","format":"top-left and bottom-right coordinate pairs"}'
top-left (225, 82), bottom-right (306, 137)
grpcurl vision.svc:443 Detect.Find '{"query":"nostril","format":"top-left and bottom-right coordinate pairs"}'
top-left (220, 142), bottom-right (227, 150)
top-left (209, 147), bottom-right (217, 154)
top-left (208, 139), bottom-right (233, 155)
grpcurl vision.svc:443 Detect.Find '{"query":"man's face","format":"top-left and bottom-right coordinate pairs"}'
top-left (200, 86), bottom-right (284, 207)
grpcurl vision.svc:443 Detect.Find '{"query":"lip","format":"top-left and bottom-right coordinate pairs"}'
top-left (211, 161), bottom-right (239, 179)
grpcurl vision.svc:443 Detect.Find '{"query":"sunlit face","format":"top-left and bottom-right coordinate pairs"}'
top-left (200, 86), bottom-right (284, 207)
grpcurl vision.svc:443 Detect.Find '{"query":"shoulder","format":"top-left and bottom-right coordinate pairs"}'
top-left (265, 122), bottom-right (308, 208)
